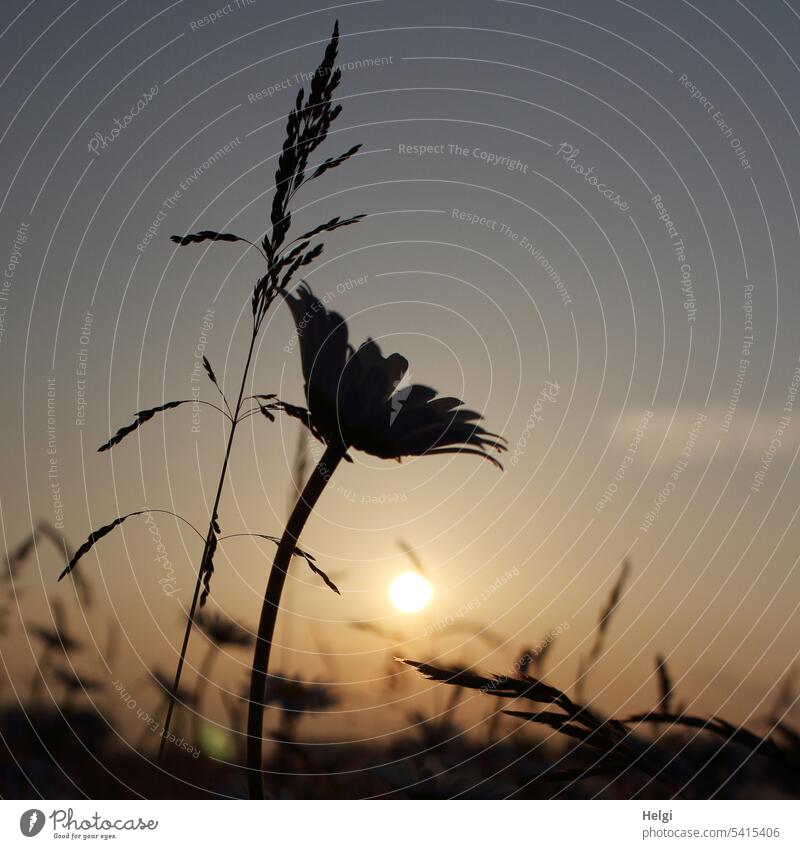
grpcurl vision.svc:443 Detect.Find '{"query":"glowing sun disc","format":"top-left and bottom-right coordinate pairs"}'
top-left (389, 571), bottom-right (433, 613)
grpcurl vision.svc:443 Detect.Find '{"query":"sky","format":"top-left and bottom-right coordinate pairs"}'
top-left (1, 0), bottom-right (799, 749)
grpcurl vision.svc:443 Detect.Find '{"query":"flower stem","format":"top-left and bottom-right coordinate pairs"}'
top-left (159, 325), bottom-right (259, 760)
top-left (246, 443), bottom-right (343, 799)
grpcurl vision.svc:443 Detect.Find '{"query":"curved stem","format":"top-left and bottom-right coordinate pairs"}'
top-left (143, 509), bottom-right (206, 543)
top-left (140, 399), bottom-right (232, 422)
top-left (240, 237), bottom-right (269, 265)
top-left (159, 325), bottom-right (259, 760)
top-left (246, 443), bottom-right (343, 799)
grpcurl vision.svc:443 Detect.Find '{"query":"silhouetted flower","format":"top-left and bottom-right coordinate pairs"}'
top-left (271, 284), bottom-right (506, 467)
top-left (261, 673), bottom-right (338, 740)
top-left (29, 600), bottom-right (81, 655)
top-left (150, 668), bottom-right (198, 708)
top-left (246, 283), bottom-right (506, 797)
top-left (195, 611), bottom-right (253, 649)
top-left (53, 668), bottom-right (101, 696)
top-left (263, 673), bottom-right (338, 713)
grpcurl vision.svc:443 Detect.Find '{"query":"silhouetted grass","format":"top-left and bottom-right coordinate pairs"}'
top-left (4, 522), bottom-right (91, 607)
top-left (191, 610), bottom-right (254, 742)
top-left (61, 20), bottom-right (365, 762)
top-left (28, 599), bottom-right (82, 704)
top-left (654, 654), bottom-right (676, 714)
top-left (398, 657), bottom-right (800, 796)
top-left (575, 558), bottom-right (630, 702)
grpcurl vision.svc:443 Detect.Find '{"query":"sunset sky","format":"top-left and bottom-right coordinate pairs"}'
top-left (2, 0), bottom-right (799, 751)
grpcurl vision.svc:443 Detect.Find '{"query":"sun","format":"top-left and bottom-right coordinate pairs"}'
top-left (389, 571), bottom-right (433, 613)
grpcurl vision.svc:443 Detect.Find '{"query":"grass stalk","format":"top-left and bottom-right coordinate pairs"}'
top-left (159, 326), bottom-right (259, 759)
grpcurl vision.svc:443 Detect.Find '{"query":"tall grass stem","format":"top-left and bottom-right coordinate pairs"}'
top-left (159, 326), bottom-right (259, 759)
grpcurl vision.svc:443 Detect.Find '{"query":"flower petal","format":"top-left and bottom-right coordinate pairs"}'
top-left (281, 283), bottom-right (349, 441)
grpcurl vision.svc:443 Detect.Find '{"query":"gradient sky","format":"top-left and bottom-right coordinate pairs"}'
top-left (2, 0), bottom-right (800, 748)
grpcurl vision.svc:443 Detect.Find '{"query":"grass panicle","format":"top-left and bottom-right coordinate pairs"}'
top-left (57, 509), bottom-right (205, 582)
top-left (654, 654), bottom-right (675, 714)
top-left (575, 558), bottom-right (631, 702)
top-left (401, 657), bottom-right (797, 792)
top-left (4, 522), bottom-right (91, 607)
top-left (350, 621), bottom-right (407, 643)
top-left (98, 399), bottom-right (230, 453)
top-left (66, 20), bottom-right (364, 761)
top-left (170, 230), bottom-right (248, 246)
top-left (397, 539), bottom-right (427, 575)
top-left (29, 599), bottom-right (81, 655)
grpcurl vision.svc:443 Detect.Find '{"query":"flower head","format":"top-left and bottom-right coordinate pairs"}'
top-left (262, 673), bottom-right (338, 713)
top-left (277, 284), bottom-right (506, 467)
top-left (29, 600), bottom-right (82, 655)
top-left (195, 610), bottom-right (253, 648)
top-left (150, 667), bottom-right (198, 707)
top-left (53, 668), bottom-right (101, 695)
